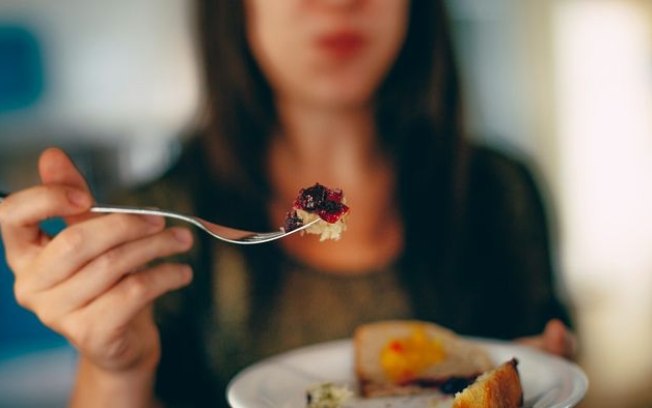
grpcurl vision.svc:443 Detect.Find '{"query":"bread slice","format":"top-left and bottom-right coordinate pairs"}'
top-left (453, 358), bottom-right (523, 408)
top-left (354, 320), bottom-right (494, 397)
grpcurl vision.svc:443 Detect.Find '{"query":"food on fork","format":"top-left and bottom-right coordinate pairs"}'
top-left (283, 183), bottom-right (350, 241)
top-left (353, 320), bottom-right (523, 407)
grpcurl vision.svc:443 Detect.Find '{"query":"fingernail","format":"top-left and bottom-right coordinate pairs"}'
top-left (173, 228), bottom-right (193, 245)
top-left (67, 190), bottom-right (89, 207)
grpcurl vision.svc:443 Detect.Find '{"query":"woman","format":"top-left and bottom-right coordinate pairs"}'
top-left (0, 0), bottom-right (574, 406)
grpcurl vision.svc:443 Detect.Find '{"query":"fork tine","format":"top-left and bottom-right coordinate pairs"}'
top-left (251, 231), bottom-right (286, 238)
top-left (244, 232), bottom-right (287, 242)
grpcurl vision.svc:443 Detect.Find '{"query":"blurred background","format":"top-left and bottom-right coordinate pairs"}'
top-left (0, 0), bottom-right (651, 407)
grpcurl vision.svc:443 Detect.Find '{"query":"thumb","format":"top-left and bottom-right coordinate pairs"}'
top-left (514, 319), bottom-right (576, 359)
top-left (543, 319), bottom-right (577, 359)
top-left (38, 147), bottom-right (94, 224)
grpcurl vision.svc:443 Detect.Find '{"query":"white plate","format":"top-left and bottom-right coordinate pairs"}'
top-left (227, 338), bottom-right (588, 408)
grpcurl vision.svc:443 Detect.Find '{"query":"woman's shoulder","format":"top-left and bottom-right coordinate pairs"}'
top-left (464, 142), bottom-right (551, 227)
top-left (466, 143), bottom-right (545, 200)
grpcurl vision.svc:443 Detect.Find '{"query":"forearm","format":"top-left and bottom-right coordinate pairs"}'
top-left (69, 357), bottom-right (158, 408)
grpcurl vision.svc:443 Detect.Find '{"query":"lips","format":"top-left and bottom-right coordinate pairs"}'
top-left (316, 31), bottom-right (365, 58)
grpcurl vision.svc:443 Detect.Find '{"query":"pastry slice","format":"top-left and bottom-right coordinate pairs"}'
top-left (354, 320), bottom-right (495, 398)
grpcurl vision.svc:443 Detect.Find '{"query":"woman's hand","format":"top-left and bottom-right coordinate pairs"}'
top-left (0, 148), bottom-right (194, 396)
top-left (516, 319), bottom-right (577, 359)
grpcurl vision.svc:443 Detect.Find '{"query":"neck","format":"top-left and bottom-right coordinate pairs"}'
top-left (272, 98), bottom-right (380, 176)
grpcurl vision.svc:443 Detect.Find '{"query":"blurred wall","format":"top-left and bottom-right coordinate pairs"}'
top-left (0, 0), bottom-right (199, 191)
top-left (551, 1), bottom-right (652, 407)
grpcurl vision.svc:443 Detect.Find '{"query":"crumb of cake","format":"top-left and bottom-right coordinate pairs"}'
top-left (283, 183), bottom-right (349, 241)
top-left (306, 382), bottom-right (353, 408)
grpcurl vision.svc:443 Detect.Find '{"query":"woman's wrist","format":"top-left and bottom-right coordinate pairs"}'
top-left (70, 356), bottom-right (158, 408)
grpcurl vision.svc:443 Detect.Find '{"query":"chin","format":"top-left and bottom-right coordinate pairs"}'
top-left (310, 84), bottom-right (378, 109)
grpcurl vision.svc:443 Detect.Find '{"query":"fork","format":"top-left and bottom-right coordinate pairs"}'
top-left (0, 191), bottom-right (318, 245)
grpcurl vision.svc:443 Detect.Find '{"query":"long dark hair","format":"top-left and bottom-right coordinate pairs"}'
top-left (194, 0), bottom-right (470, 315)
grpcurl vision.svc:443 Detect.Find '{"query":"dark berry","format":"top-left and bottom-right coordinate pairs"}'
top-left (295, 184), bottom-right (328, 211)
top-left (283, 210), bottom-right (304, 232)
top-left (440, 377), bottom-right (473, 395)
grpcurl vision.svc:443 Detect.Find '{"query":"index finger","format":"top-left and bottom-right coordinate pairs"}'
top-left (38, 147), bottom-right (95, 226)
top-left (0, 185), bottom-right (92, 268)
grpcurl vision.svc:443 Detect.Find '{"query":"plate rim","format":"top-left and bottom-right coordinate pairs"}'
top-left (227, 337), bottom-right (589, 408)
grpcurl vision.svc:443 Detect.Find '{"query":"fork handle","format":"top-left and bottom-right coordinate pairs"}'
top-left (0, 192), bottom-right (195, 227)
top-left (90, 204), bottom-right (201, 227)
top-left (1, 192), bottom-right (163, 217)
top-left (91, 204), bottom-right (169, 217)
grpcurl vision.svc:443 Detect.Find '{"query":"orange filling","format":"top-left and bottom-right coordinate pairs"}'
top-left (380, 326), bottom-right (446, 383)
